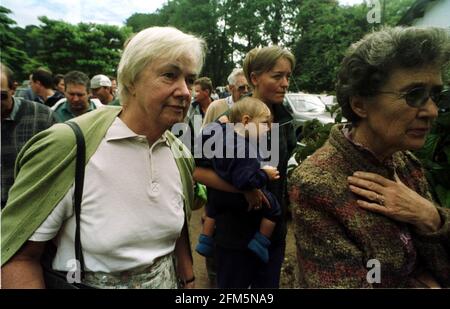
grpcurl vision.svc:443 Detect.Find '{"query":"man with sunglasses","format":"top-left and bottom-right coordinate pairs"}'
top-left (202, 68), bottom-right (250, 126)
top-left (1, 63), bottom-right (58, 209)
top-left (291, 27), bottom-right (450, 288)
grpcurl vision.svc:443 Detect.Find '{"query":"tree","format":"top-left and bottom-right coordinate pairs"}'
top-left (126, 13), bottom-right (164, 31)
top-left (290, 0), bottom-right (369, 93)
top-left (0, 6), bottom-right (33, 81)
top-left (27, 17), bottom-right (132, 77)
top-left (126, 0), bottom-right (234, 86)
top-left (125, 0), bottom-right (296, 86)
top-left (383, 0), bottom-right (416, 26)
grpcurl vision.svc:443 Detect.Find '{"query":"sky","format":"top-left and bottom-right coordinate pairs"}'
top-left (2, 0), bottom-right (168, 27)
top-left (3, 0), bottom-right (365, 28)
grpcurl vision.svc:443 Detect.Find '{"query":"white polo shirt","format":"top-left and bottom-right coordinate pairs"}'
top-left (30, 117), bottom-right (185, 272)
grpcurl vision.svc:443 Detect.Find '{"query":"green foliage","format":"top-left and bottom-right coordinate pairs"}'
top-left (0, 6), bottom-right (33, 80)
top-left (126, 13), bottom-right (164, 31)
top-left (291, 100), bottom-right (344, 166)
top-left (290, 0), bottom-right (370, 93)
top-left (415, 94), bottom-right (450, 208)
top-left (293, 119), bottom-right (334, 164)
top-left (125, 0), bottom-right (299, 86)
top-left (0, 0), bottom-right (423, 92)
top-left (289, 0), bottom-right (416, 93)
top-left (27, 17), bottom-right (132, 77)
top-left (383, 0), bottom-right (416, 25)
top-left (126, 0), bottom-right (234, 86)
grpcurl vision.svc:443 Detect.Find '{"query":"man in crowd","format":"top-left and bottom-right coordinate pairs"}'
top-left (184, 77), bottom-right (213, 150)
top-left (1, 63), bottom-right (58, 208)
top-left (30, 69), bottom-right (65, 107)
top-left (109, 76), bottom-right (118, 98)
top-left (202, 68), bottom-right (249, 126)
top-left (90, 74), bottom-right (114, 105)
top-left (52, 71), bottom-right (101, 122)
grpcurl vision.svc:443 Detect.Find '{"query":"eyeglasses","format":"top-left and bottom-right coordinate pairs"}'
top-left (1, 90), bottom-right (9, 100)
top-left (237, 85), bottom-right (249, 93)
top-left (378, 86), bottom-right (444, 108)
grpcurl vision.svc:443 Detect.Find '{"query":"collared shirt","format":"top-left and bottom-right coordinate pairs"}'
top-left (30, 117), bottom-right (185, 272)
top-left (225, 95), bottom-right (234, 108)
top-left (6, 96), bottom-right (22, 120)
top-left (186, 101), bottom-right (205, 122)
top-left (53, 100), bottom-right (98, 122)
top-left (1, 97), bottom-right (57, 207)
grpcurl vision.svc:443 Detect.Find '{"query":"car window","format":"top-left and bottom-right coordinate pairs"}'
top-left (287, 94), bottom-right (325, 113)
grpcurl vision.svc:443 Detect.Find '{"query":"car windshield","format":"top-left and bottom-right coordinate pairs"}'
top-left (287, 94), bottom-right (326, 113)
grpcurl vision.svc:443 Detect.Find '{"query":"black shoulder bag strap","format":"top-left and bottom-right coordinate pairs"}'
top-left (66, 121), bottom-right (86, 279)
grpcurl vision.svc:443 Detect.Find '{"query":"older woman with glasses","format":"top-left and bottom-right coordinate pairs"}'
top-left (290, 27), bottom-right (450, 288)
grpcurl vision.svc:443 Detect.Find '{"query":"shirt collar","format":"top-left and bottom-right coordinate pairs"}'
top-left (7, 97), bottom-right (22, 121)
top-left (225, 96), bottom-right (234, 107)
top-left (105, 117), bottom-right (170, 147)
top-left (342, 124), bottom-right (394, 166)
top-left (61, 100), bottom-right (96, 116)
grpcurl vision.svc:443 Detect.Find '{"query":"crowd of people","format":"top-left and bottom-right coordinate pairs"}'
top-left (1, 25), bottom-right (449, 289)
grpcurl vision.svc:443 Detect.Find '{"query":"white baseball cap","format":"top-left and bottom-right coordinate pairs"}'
top-left (90, 74), bottom-right (112, 89)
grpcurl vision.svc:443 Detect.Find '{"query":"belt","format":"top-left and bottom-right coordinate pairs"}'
top-left (83, 253), bottom-right (178, 289)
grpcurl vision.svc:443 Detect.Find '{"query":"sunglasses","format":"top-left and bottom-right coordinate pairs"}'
top-left (1, 90), bottom-right (9, 100)
top-left (378, 86), bottom-right (445, 108)
top-left (237, 85), bottom-right (249, 93)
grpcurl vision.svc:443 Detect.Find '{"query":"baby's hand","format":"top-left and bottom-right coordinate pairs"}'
top-left (261, 165), bottom-right (280, 181)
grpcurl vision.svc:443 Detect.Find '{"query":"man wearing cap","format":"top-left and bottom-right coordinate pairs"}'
top-left (91, 74), bottom-right (114, 105)
top-left (51, 71), bottom-right (101, 122)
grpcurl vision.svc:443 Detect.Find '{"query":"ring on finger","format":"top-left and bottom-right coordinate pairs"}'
top-left (377, 194), bottom-right (385, 206)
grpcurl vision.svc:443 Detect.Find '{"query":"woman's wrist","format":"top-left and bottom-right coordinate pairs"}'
top-left (179, 276), bottom-right (195, 287)
top-left (414, 201), bottom-right (442, 233)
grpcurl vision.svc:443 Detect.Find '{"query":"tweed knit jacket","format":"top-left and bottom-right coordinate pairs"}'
top-left (290, 124), bottom-right (450, 288)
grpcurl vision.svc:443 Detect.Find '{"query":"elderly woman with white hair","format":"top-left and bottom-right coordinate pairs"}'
top-left (1, 27), bottom-right (205, 289)
top-left (290, 26), bottom-right (450, 288)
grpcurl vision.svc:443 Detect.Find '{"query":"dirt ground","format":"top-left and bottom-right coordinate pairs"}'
top-left (188, 208), bottom-right (299, 289)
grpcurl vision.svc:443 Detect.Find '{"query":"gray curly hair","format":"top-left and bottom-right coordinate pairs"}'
top-left (336, 26), bottom-right (450, 123)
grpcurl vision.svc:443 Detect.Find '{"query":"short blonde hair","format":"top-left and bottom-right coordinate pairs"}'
top-left (229, 97), bottom-right (271, 123)
top-left (118, 27), bottom-right (206, 104)
top-left (243, 46), bottom-right (295, 88)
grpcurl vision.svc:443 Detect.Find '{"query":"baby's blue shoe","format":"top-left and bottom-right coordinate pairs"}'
top-left (248, 232), bottom-right (271, 263)
top-left (195, 234), bottom-right (214, 257)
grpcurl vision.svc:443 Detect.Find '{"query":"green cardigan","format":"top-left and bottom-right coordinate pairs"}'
top-left (1, 106), bottom-right (198, 265)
